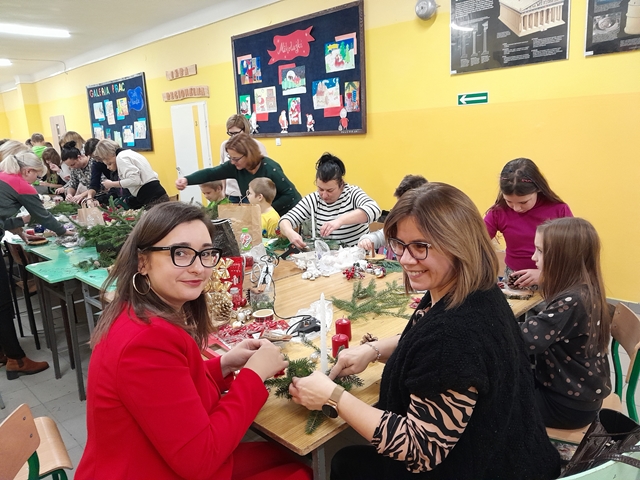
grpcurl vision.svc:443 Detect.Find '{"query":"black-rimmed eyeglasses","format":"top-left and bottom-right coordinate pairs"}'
top-left (143, 246), bottom-right (221, 268)
top-left (227, 130), bottom-right (243, 136)
top-left (387, 238), bottom-right (431, 260)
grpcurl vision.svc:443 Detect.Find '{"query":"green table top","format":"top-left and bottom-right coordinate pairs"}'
top-left (25, 243), bottom-right (100, 283)
top-left (75, 268), bottom-right (112, 291)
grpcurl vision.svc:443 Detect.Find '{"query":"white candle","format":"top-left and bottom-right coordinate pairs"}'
top-left (319, 293), bottom-right (328, 372)
top-left (311, 203), bottom-right (316, 240)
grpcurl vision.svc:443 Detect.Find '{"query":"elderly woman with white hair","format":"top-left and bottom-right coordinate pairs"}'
top-left (0, 150), bottom-right (72, 379)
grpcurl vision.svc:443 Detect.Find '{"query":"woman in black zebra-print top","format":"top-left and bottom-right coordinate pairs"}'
top-left (290, 183), bottom-right (561, 480)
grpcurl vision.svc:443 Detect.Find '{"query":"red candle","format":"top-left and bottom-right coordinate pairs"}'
top-left (335, 317), bottom-right (352, 340)
top-left (332, 334), bottom-right (349, 358)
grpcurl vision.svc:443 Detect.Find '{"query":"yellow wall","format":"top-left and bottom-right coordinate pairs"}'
top-left (1, 0), bottom-right (638, 301)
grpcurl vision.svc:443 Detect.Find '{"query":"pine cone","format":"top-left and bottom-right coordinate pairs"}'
top-left (207, 292), bottom-right (233, 328)
top-left (360, 332), bottom-right (378, 344)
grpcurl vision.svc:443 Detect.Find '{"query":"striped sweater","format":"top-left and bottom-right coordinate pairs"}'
top-left (278, 184), bottom-right (380, 246)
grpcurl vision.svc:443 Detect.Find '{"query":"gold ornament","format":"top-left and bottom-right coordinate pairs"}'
top-left (207, 291), bottom-right (234, 328)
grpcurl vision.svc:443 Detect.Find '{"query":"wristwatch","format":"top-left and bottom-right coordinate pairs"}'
top-left (322, 384), bottom-right (345, 418)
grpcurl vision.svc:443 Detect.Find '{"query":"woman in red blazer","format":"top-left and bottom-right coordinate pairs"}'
top-left (76, 202), bottom-right (311, 480)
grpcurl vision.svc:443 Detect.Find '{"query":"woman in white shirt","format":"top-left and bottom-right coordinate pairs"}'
top-left (93, 139), bottom-right (169, 208)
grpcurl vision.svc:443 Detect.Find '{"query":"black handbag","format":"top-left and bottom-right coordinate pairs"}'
top-left (561, 408), bottom-right (640, 476)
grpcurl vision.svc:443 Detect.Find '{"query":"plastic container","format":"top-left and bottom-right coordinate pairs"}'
top-left (240, 227), bottom-right (252, 252)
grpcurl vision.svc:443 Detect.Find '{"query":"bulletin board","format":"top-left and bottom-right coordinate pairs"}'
top-left (85, 72), bottom-right (153, 151)
top-left (231, 1), bottom-right (366, 137)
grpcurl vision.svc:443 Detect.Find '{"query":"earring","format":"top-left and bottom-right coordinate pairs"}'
top-left (132, 272), bottom-right (151, 295)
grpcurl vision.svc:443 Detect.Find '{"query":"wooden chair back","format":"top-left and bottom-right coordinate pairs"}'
top-left (0, 403), bottom-right (40, 480)
top-left (5, 241), bottom-right (29, 267)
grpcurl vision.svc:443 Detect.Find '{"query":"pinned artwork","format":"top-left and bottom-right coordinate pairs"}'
top-left (122, 125), bottom-right (135, 146)
top-left (127, 86), bottom-right (144, 111)
top-left (312, 78), bottom-right (341, 110)
top-left (255, 87), bottom-right (278, 114)
top-left (232, 1), bottom-right (365, 136)
top-left (240, 57), bottom-right (262, 84)
top-left (239, 95), bottom-right (251, 118)
top-left (344, 81), bottom-right (360, 112)
top-left (93, 103), bottom-right (105, 121)
top-left (279, 111), bottom-right (289, 133)
top-left (104, 100), bottom-right (116, 125)
top-left (116, 98), bottom-right (128, 120)
top-left (288, 97), bottom-right (301, 125)
top-left (267, 27), bottom-right (315, 64)
top-left (325, 38), bottom-right (355, 73)
top-left (114, 131), bottom-right (123, 147)
top-left (92, 123), bottom-right (105, 139)
top-left (281, 66), bottom-right (306, 95)
top-left (134, 119), bottom-right (147, 139)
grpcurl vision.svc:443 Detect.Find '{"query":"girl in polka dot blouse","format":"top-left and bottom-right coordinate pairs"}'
top-left (520, 217), bottom-right (611, 429)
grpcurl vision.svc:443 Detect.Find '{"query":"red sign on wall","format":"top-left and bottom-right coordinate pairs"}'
top-left (267, 27), bottom-right (315, 65)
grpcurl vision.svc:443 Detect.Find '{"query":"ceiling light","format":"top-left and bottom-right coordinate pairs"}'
top-left (0, 59), bottom-right (11, 66)
top-left (0, 23), bottom-right (70, 38)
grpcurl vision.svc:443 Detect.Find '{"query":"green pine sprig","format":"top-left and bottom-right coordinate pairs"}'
top-left (331, 279), bottom-right (411, 321)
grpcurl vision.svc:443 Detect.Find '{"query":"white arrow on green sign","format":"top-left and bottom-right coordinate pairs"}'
top-left (457, 92), bottom-right (488, 106)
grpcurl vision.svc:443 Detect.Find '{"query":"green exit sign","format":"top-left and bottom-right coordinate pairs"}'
top-left (457, 92), bottom-right (489, 106)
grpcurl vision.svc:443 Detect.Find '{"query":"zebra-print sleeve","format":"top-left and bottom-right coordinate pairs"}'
top-left (371, 388), bottom-right (478, 473)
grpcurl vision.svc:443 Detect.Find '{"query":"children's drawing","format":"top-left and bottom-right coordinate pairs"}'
top-left (279, 111), bottom-right (289, 133)
top-left (104, 100), bottom-right (116, 125)
top-left (335, 32), bottom-right (357, 55)
top-left (250, 112), bottom-right (259, 134)
top-left (122, 125), bottom-right (135, 146)
top-left (288, 97), bottom-right (301, 125)
top-left (312, 78), bottom-right (341, 110)
top-left (114, 131), bottom-right (123, 147)
top-left (239, 95), bottom-right (251, 118)
top-left (344, 81), bottom-right (360, 112)
top-left (105, 128), bottom-right (111, 140)
top-left (338, 108), bottom-right (349, 132)
top-left (306, 113), bottom-right (315, 132)
top-left (281, 66), bottom-right (306, 95)
top-left (325, 38), bottom-right (355, 73)
top-left (92, 123), bottom-right (105, 140)
top-left (240, 57), bottom-right (262, 85)
top-left (116, 97), bottom-right (129, 120)
top-left (93, 102), bottom-right (105, 121)
top-left (254, 87), bottom-right (278, 114)
top-left (134, 119), bottom-right (147, 139)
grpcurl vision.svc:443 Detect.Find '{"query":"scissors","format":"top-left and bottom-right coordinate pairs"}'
top-left (250, 254), bottom-right (279, 291)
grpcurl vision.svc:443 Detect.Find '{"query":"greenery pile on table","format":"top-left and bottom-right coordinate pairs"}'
top-left (331, 279), bottom-right (411, 321)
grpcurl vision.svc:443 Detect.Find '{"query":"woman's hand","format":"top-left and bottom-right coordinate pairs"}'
top-left (175, 177), bottom-right (188, 191)
top-left (289, 371), bottom-right (336, 411)
top-left (243, 341), bottom-right (289, 381)
top-left (55, 187), bottom-right (65, 195)
top-left (358, 238), bottom-right (374, 252)
top-left (328, 343), bottom-right (377, 380)
top-left (220, 338), bottom-right (264, 377)
top-left (64, 229), bottom-right (76, 236)
top-left (320, 218), bottom-right (342, 237)
top-left (288, 231), bottom-right (307, 249)
top-left (68, 194), bottom-right (86, 204)
top-left (49, 163), bottom-right (61, 173)
top-left (512, 269), bottom-right (540, 288)
top-left (102, 179), bottom-right (118, 190)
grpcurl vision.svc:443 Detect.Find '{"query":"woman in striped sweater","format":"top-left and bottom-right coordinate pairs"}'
top-left (278, 153), bottom-right (380, 248)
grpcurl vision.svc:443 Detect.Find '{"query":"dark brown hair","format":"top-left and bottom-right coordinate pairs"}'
top-left (491, 158), bottom-right (564, 210)
top-left (537, 217), bottom-right (610, 353)
top-left (315, 153), bottom-right (346, 187)
top-left (384, 183), bottom-right (498, 309)
top-left (394, 174), bottom-right (428, 198)
top-left (226, 132), bottom-right (262, 170)
top-left (42, 147), bottom-right (61, 167)
top-left (91, 202), bottom-right (216, 349)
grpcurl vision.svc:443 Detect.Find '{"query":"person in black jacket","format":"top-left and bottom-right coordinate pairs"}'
top-left (289, 183), bottom-right (561, 480)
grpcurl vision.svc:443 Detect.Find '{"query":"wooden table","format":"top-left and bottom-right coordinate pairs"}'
top-left (250, 265), bottom-right (542, 479)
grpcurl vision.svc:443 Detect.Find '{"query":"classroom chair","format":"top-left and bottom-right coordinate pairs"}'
top-left (0, 403), bottom-right (73, 480)
top-left (546, 302), bottom-right (640, 444)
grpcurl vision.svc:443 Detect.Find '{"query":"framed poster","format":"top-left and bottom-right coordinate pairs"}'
top-left (450, 0), bottom-right (570, 75)
top-left (585, 0), bottom-right (640, 56)
top-left (86, 72), bottom-right (153, 151)
top-left (231, 1), bottom-right (366, 137)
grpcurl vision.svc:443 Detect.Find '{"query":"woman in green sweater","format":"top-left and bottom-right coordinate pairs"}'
top-left (175, 133), bottom-right (301, 216)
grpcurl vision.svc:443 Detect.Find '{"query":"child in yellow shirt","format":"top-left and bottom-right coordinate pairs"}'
top-left (247, 178), bottom-right (280, 238)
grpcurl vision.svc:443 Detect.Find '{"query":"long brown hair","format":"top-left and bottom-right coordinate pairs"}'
top-left (491, 158), bottom-right (565, 211)
top-left (91, 202), bottom-right (216, 349)
top-left (384, 182), bottom-right (498, 309)
top-left (537, 217), bottom-right (610, 353)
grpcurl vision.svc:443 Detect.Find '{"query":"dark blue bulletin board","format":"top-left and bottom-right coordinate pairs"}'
top-left (231, 1), bottom-right (366, 137)
top-left (85, 72), bottom-right (153, 151)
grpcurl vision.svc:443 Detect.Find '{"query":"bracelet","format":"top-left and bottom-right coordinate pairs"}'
top-left (364, 342), bottom-right (381, 364)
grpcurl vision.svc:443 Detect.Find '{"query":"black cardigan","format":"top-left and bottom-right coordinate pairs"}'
top-left (377, 285), bottom-right (561, 480)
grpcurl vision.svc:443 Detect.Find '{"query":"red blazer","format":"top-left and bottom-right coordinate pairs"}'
top-left (76, 308), bottom-right (268, 480)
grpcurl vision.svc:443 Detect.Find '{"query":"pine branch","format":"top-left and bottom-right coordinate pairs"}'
top-left (305, 410), bottom-right (326, 434)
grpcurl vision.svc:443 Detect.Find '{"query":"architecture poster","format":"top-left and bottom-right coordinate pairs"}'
top-left (585, 0), bottom-right (640, 56)
top-left (451, 0), bottom-right (570, 74)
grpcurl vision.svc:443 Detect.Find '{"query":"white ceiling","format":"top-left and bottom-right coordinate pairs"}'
top-left (0, 0), bottom-right (280, 92)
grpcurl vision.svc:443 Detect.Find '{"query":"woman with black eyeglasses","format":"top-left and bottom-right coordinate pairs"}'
top-left (289, 183), bottom-right (561, 480)
top-left (176, 132), bottom-right (301, 216)
top-left (219, 114), bottom-right (268, 203)
top-left (77, 202), bottom-right (311, 480)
